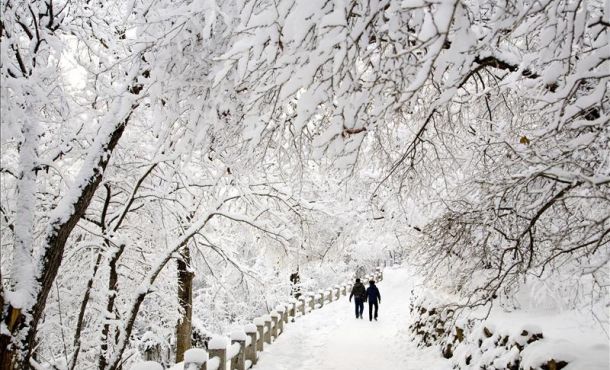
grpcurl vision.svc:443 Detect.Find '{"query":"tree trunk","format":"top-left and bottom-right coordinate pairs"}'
top-left (175, 247), bottom-right (194, 362)
top-left (98, 241), bottom-right (125, 370)
top-left (0, 110), bottom-right (133, 370)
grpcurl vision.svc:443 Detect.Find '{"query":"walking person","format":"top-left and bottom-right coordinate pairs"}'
top-left (349, 278), bottom-right (366, 319)
top-left (366, 280), bottom-right (381, 321)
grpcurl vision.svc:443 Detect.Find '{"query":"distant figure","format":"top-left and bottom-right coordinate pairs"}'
top-left (366, 280), bottom-right (381, 321)
top-left (349, 278), bottom-right (366, 319)
top-left (290, 271), bottom-right (301, 299)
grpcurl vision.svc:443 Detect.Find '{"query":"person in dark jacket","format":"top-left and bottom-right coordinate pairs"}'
top-left (349, 278), bottom-right (366, 319)
top-left (366, 280), bottom-right (381, 321)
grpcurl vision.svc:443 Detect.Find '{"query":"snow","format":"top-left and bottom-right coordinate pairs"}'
top-left (130, 361), bottom-right (164, 370)
top-left (254, 268), bottom-right (449, 370)
top-left (412, 274), bottom-right (610, 370)
top-left (228, 342), bottom-right (241, 359)
top-left (481, 310), bottom-right (610, 369)
top-left (208, 335), bottom-right (228, 350)
top-left (3, 1), bottom-right (607, 369)
top-left (184, 348), bottom-right (208, 364)
top-left (253, 317), bottom-right (265, 326)
top-left (207, 356), bottom-right (220, 370)
top-left (245, 324), bottom-right (258, 333)
top-left (230, 329), bottom-right (247, 341)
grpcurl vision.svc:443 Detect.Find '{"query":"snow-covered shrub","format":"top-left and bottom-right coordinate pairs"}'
top-left (451, 324), bottom-right (545, 370)
top-left (409, 296), bottom-right (566, 369)
top-left (408, 287), bottom-right (609, 370)
top-left (409, 291), bottom-right (471, 359)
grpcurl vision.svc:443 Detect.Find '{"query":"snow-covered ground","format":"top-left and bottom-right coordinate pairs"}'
top-left (254, 268), bottom-right (449, 370)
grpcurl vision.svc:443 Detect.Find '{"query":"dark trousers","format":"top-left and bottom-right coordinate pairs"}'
top-left (354, 298), bottom-right (364, 318)
top-left (368, 301), bottom-right (378, 320)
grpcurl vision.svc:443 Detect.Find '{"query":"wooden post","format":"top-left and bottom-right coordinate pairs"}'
top-left (342, 285), bottom-right (347, 296)
top-left (184, 348), bottom-right (208, 370)
top-left (244, 324), bottom-right (258, 365)
top-left (230, 331), bottom-right (246, 370)
top-left (208, 336), bottom-right (227, 370)
top-left (335, 286), bottom-right (340, 300)
top-left (254, 318), bottom-right (265, 352)
top-left (289, 302), bottom-right (296, 320)
top-left (308, 294), bottom-right (315, 311)
top-left (318, 291), bottom-right (324, 308)
top-left (299, 297), bottom-right (306, 315)
top-left (270, 312), bottom-right (279, 340)
top-left (275, 308), bottom-right (285, 334)
top-left (282, 305), bottom-right (289, 324)
top-left (263, 315), bottom-right (272, 344)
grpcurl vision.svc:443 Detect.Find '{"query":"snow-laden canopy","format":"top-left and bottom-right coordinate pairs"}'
top-left (1, 0), bottom-right (608, 369)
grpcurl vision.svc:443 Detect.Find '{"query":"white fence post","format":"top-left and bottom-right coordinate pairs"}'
top-left (263, 315), bottom-right (272, 344)
top-left (208, 336), bottom-right (227, 370)
top-left (275, 307), bottom-right (285, 334)
top-left (282, 304), bottom-right (289, 324)
top-left (244, 324), bottom-right (258, 366)
top-left (253, 317), bottom-right (265, 352)
top-left (299, 297), bottom-right (306, 315)
top-left (270, 312), bottom-right (279, 340)
top-left (230, 330), bottom-right (246, 370)
top-left (184, 348), bottom-right (208, 370)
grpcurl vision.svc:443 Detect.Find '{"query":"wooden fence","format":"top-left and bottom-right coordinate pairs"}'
top-left (130, 268), bottom-right (384, 370)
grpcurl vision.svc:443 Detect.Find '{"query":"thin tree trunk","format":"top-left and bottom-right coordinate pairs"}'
top-left (97, 164), bottom-right (157, 370)
top-left (98, 242), bottom-right (125, 370)
top-left (175, 247), bottom-right (194, 363)
top-left (71, 185), bottom-right (111, 370)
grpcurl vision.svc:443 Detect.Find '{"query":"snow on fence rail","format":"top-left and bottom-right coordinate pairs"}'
top-left (131, 268), bottom-right (384, 370)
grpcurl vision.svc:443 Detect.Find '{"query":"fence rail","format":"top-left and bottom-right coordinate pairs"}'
top-left (132, 267), bottom-right (384, 370)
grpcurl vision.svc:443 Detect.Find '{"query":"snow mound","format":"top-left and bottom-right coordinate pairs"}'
top-left (184, 348), bottom-right (208, 363)
top-left (208, 335), bottom-right (228, 350)
top-left (230, 329), bottom-right (247, 341)
top-left (130, 361), bottom-right (164, 370)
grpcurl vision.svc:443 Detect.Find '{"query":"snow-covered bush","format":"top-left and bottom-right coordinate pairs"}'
top-left (409, 287), bottom-right (609, 370)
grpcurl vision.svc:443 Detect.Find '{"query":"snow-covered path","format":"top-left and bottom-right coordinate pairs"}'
top-left (255, 268), bottom-right (449, 370)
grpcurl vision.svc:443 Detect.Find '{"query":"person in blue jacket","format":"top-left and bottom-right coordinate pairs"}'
top-left (366, 280), bottom-right (381, 321)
